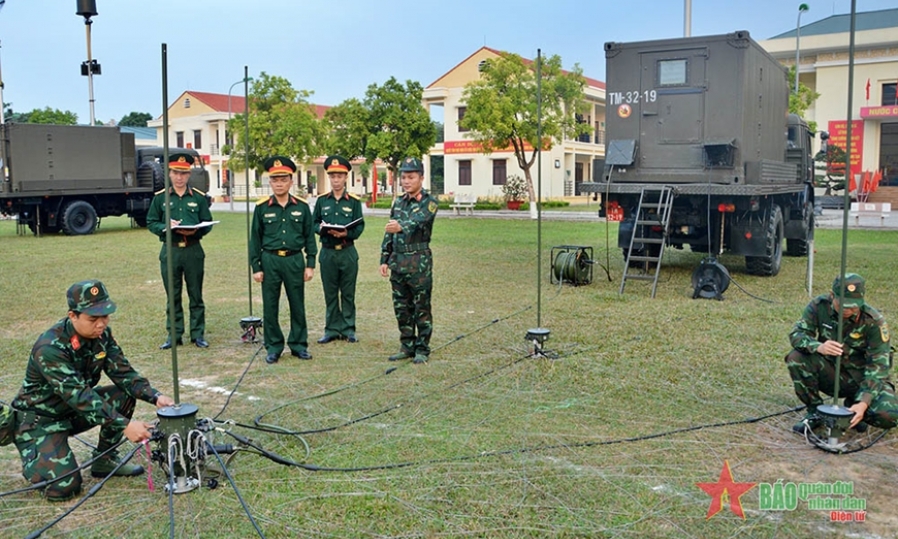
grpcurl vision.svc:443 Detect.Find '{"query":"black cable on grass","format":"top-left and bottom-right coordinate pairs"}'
top-left (206, 443), bottom-right (266, 538)
top-left (0, 440), bottom-right (126, 498)
top-left (224, 406), bottom-right (817, 474)
top-left (728, 274), bottom-right (778, 304)
top-left (24, 443), bottom-right (142, 539)
top-left (213, 342), bottom-right (266, 420)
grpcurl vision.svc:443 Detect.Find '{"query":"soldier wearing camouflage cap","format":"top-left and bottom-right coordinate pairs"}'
top-left (786, 273), bottom-right (897, 435)
top-left (146, 152), bottom-right (215, 350)
top-left (9, 281), bottom-right (174, 501)
top-left (313, 155), bottom-right (365, 344)
top-left (379, 156), bottom-right (439, 364)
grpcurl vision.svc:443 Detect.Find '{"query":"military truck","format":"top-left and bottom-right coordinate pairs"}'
top-left (0, 123), bottom-right (209, 235)
top-left (581, 31), bottom-right (815, 276)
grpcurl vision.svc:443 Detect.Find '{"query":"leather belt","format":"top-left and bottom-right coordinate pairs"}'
top-left (323, 241), bottom-right (354, 250)
top-left (266, 249), bottom-right (301, 257)
top-left (396, 242), bottom-right (429, 253)
top-left (176, 238), bottom-right (200, 248)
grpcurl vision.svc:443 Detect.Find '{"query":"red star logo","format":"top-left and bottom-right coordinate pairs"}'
top-left (696, 460), bottom-right (757, 520)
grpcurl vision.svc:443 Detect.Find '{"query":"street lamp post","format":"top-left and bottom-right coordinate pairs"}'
top-left (795, 3), bottom-right (810, 95)
top-left (226, 76), bottom-right (252, 211)
top-left (76, 0), bottom-right (101, 125)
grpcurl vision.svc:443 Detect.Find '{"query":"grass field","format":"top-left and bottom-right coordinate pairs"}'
top-left (0, 212), bottom-right (896, 538)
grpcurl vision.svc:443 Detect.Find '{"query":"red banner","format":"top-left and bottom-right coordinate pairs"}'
top-left (827, 120), bottom-right (864, 177)
top-left (860, 105), bottom-right (898, 119)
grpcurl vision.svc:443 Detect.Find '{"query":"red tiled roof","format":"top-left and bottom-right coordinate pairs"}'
top-left (183, 91), bottom-right (330, 118)
top-left (428, 46), bottom-right (604, 90)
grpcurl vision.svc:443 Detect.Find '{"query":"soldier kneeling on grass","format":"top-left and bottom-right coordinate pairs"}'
top-left (786, 273), bottom-right (898, 434)
top-left (6, 280), bottom-right (174, 501)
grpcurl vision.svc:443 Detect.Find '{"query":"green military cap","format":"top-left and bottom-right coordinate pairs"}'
top-left (832, 273), bottom-right (865, 308)
top-left (67, 280), bottom-right (117, 316)
top-left (263, 155), bottom-right (297, 177)
top-left (169, 152), bottom-right (195, 172)
top-left (398, 156), bottom-right (424, 173)
top-left (325, 155), bottom-right (352, 174)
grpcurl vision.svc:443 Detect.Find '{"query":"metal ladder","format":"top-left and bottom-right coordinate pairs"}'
top-left (620, 186), bottom-right (674, 298)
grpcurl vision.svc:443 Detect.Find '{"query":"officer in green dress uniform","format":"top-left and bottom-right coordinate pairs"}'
top-left (379, 157), bottom-right (438, 364)
top-left (250, 156), bottom-right (317, 364)
top-left (313, 155), bottom-right (365, 343)
top-left (10, 280), bottom-right (174, 501)
top-left (146, 153), bottom-right (214, 349)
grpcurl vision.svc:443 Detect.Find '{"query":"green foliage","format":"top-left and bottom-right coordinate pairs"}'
top-left (787, 66), bottom-right (820, 132)
top-left (227, 72), bottom-right (326, 174)
top-left (324, 77), bottom-right (437, 175)
top-left (500, 175), bottom-right (527, 202)
top-left (118, 111), bottom-right (153, 127)
top-left (8, 106), bottom-right (79, 125)
top-left (461, 52), bottom-right (589, 202)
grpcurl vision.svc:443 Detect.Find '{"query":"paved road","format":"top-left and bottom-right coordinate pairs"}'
top-left (211, 201), bottom-right (898, 230)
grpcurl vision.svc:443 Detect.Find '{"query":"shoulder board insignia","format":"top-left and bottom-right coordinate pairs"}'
top-left (256, 196), bottom-right (270, 205)
top-left (321, 191), bottom-right (332, 198)
top-left (348, 192), bottom-right (360, 200)
top-left (193, 188), bottom-right (206, 196)
top-left (154, 189), bottom-right (165, 195)
top-left (296, 196), bottom-right (309, 204)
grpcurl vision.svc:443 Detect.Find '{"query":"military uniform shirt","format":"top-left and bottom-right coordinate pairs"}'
top-left (146, 186), bottom-right (214, 241)
top-left (312, 191), bottom-right (365, 247)
top-left (379, 189), bottom-right (438, 271)
top-left (11, 318), bottom-right (160, 429)
top-left (789, 294), bottom-right (891, 405)
top-left (250, 195), bottom-right (318, 272)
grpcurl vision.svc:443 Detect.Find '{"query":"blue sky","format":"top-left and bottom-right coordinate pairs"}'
top-left (1, 0), bottom-right (894, 124)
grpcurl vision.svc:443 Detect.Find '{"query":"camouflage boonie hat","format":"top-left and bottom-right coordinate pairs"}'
top-left (67, 280), bottom-right (117, 316)
top-left (832, 273), bottom-right (865, 308)
top-left (398, 157), bottom-right (424, 173)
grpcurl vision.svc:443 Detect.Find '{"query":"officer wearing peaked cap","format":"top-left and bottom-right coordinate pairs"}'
top-left (313, 155), bottom-right (365, 344)
top-left (10, 281), bottom-right (174, 501)
top-left (250, 156), bottom-right (318, 363)
top-left (786, 273), bottom-right (898, 434)
top-left (146, 152), bottom-right (214, 350)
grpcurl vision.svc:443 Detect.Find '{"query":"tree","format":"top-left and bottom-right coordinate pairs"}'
top-left (324, 77), bottom-right (437, 184)
top-left (118, 111), bottom-right (152, 127)
top-left (3, 106), bottom-right (78, 125)
top-left (787, 66), bottom-right (820, 132)
top-left (460, 52), bottom-right (589, 206)
top-left (226, 72), bottom-right (326, 175)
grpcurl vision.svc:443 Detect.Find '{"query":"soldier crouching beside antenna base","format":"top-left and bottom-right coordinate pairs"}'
top-left (785, 273), bottom-right (898, 435)
top-left (8, 281), bottom-right (174, 501)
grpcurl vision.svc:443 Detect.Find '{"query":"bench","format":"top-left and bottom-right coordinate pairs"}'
top-left (450, 193), bottom-right (477, 216)
top-left (849, 202), bottom-right (891, 225)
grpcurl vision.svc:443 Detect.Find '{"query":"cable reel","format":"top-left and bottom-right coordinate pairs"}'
top-left (691, 257), bottom-right (730, 300)
top-left (240, 316), bottom-right (263, 343)
top-left (550, 245), bottom-right (593, 286)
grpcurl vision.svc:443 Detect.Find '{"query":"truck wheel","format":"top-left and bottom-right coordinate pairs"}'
top-left (786, 201), bottom-right (813, 257)
top-left (138, 161), bottom-right (165, 191)
top-left (61, 200), bottom-right (98, 236)
top-left (745, 204), bottom-right (783, 276)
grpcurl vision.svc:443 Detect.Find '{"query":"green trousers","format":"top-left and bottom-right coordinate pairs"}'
top-left (319, 245), bottom-right (359, 338)
top-left (261, 251), bottom-right (308, 355)
top-left (159, 242), bottom-right (206, 341)
top-left (14, 385), bottom-right (135, 499)
top-left (785, 349), bottom-right (898, 429)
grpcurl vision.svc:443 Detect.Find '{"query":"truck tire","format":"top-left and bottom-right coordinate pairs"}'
top-left (786, 201), bottom-right (813, 257)
top-left (745, 204), bottom-right (783, 276)
top-left (138, 161), bottom-right (165, 192)
top-left (61, 200), bottom-right (98, 236)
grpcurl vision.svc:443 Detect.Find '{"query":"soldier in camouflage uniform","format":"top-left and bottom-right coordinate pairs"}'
top-left (146, 152), bottom-right (214, 350)
top-left (10, 281), bottom-right (174, 501)
top-left (313, 155), bottom-right (365, 344)
top-left (786, 273), bottom-right (897, 433)
top-left (379, 157), bottom-right (438, 364)
top-left (250, 156), bottom-right (317, 364)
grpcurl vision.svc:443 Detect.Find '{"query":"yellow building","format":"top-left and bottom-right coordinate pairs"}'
top-left (423, 47), bottom-right (605, 201)
top-left (761, 7), bottom-right (898, 200)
